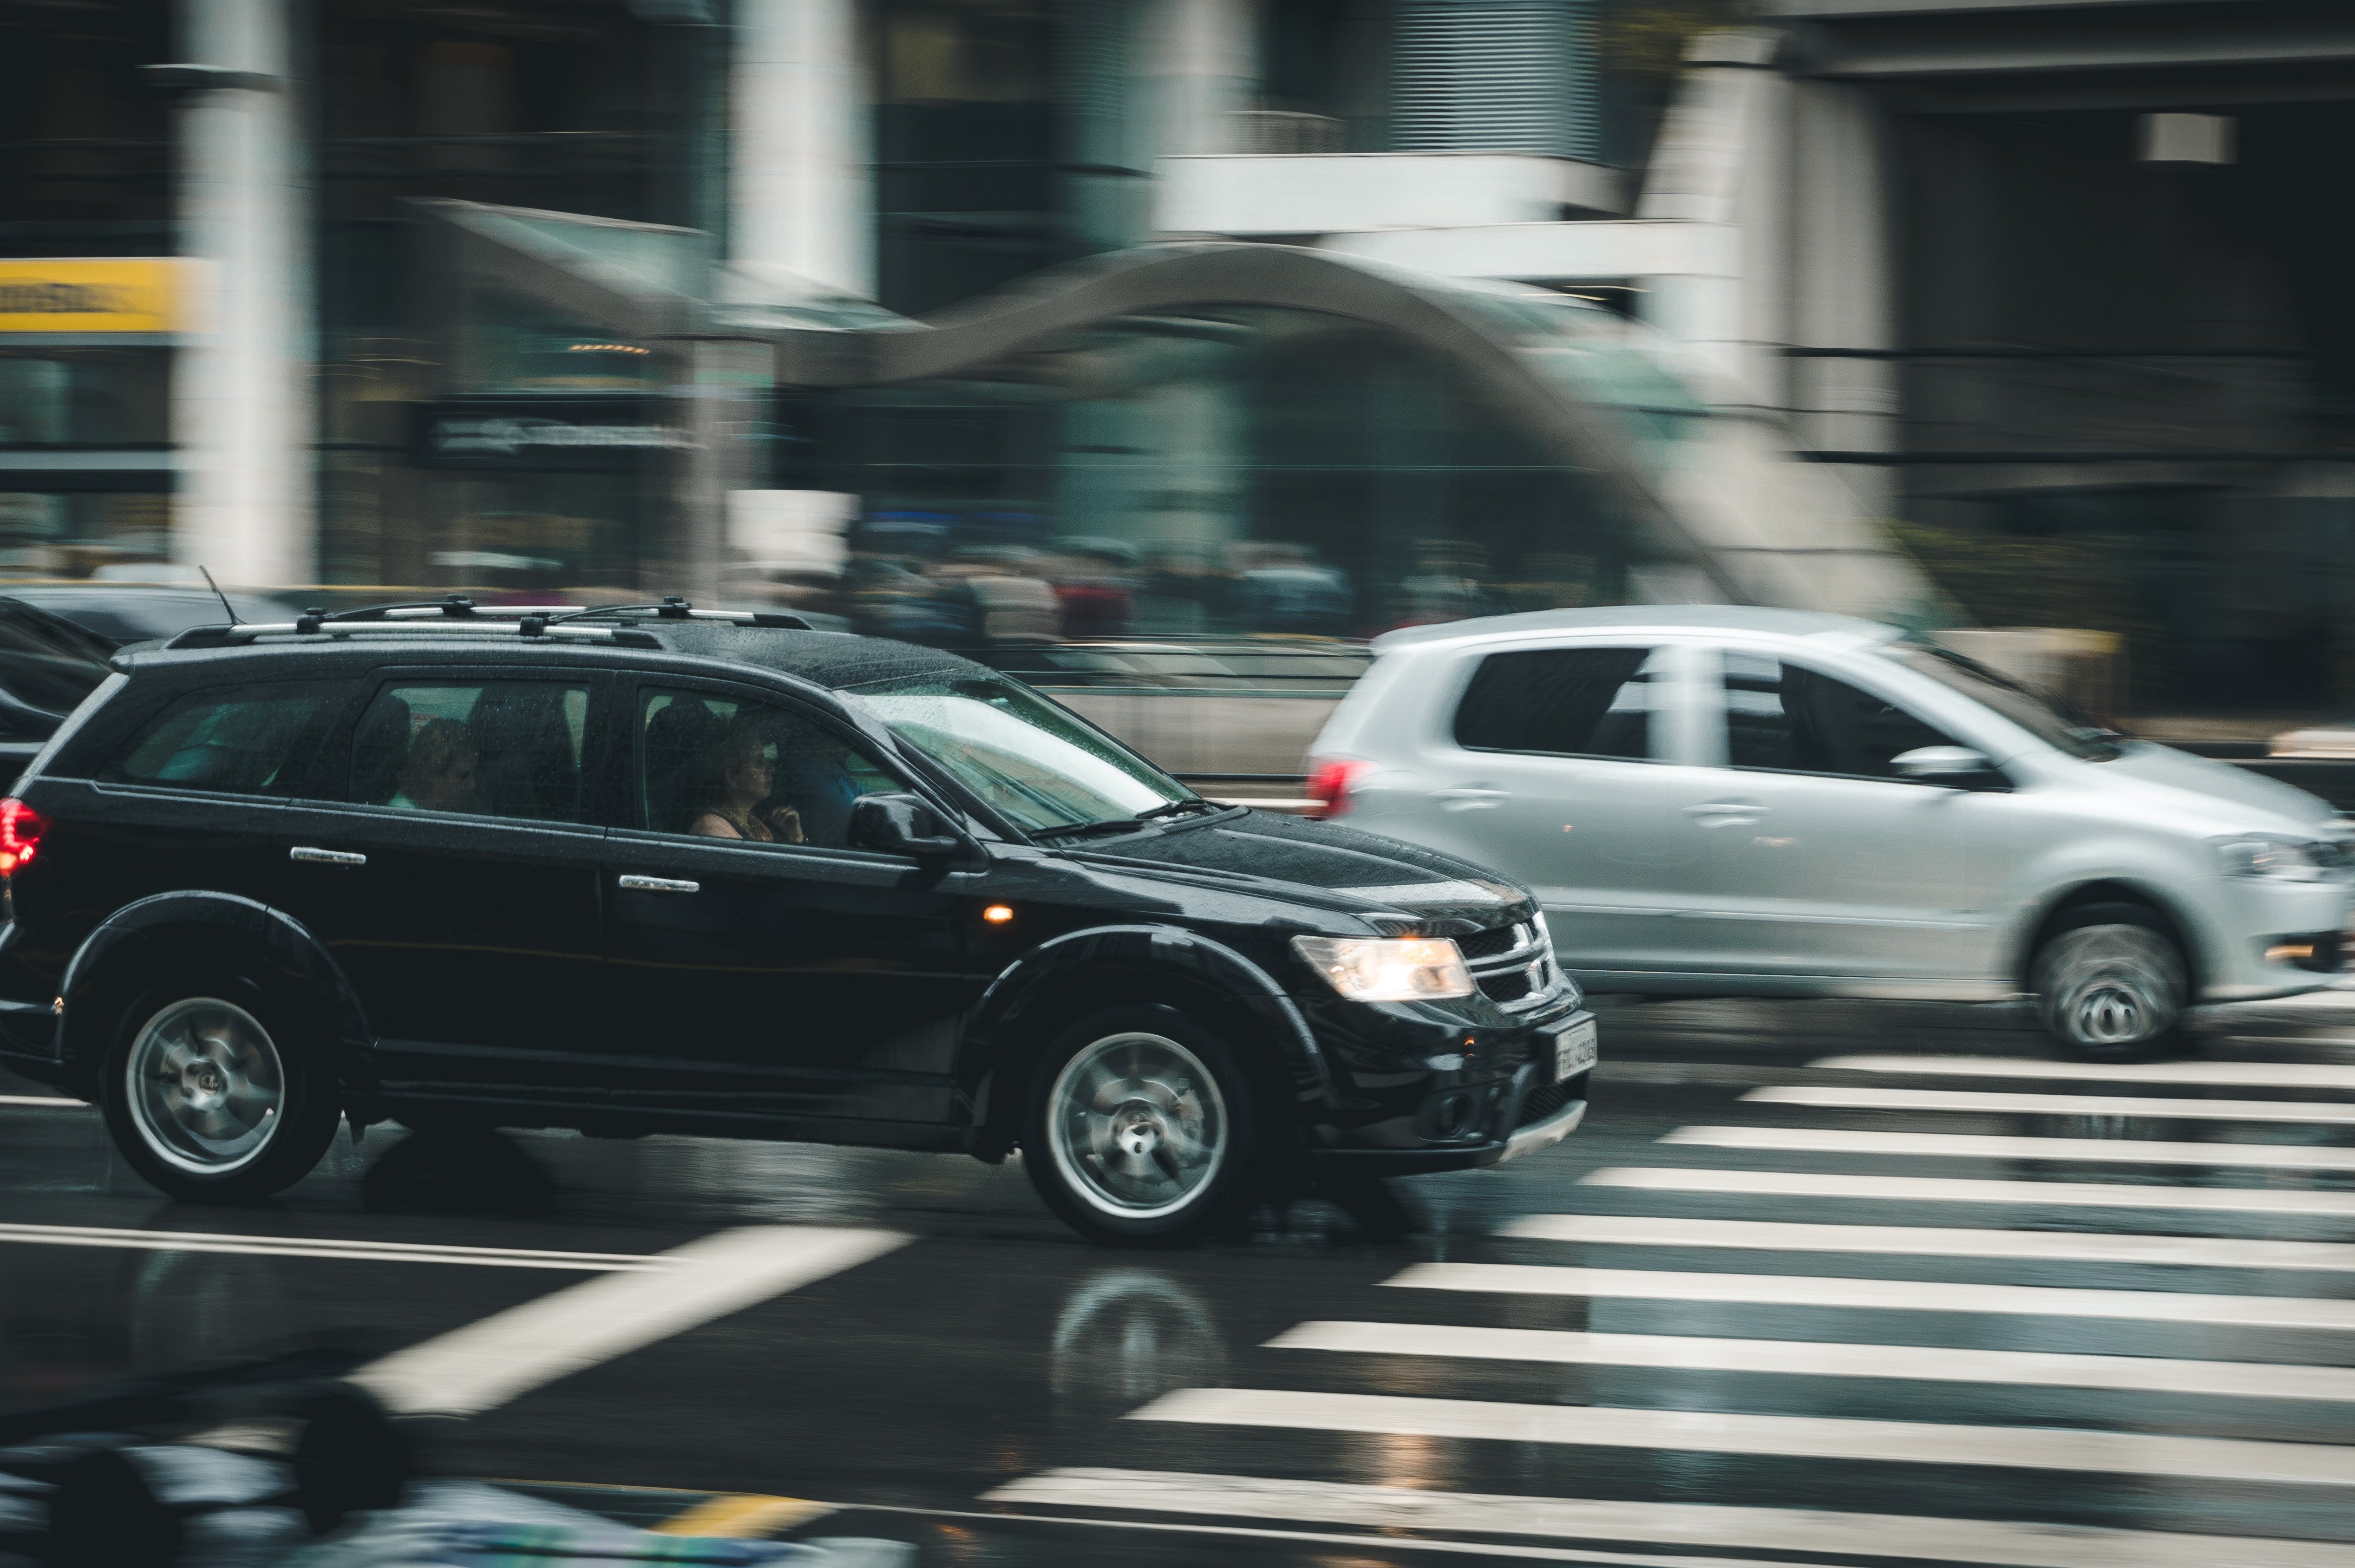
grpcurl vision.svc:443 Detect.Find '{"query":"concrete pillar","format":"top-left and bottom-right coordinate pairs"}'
top-left (658, 339), bottom-right (771, 602)
top-left (1139, 0), bottom-right (1255, 161)
top-left (731, 0), bottom-right (873, 298)
top-left (1789, 80), bottom-right (1899, 518)
top-left (170, 0), bottom-right (313, 588)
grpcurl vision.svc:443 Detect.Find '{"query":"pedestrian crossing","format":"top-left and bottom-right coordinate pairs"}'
top-left (984, 1034), bottom-right (2355, 1565)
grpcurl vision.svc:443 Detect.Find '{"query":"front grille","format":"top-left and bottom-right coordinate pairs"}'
top-left (1518, 1079), bottom-right (1573, 1126)
top-left (1478, 966), bottom-right (1535, 1004)
top-left (1458, 923), bottom-right (1526, 962)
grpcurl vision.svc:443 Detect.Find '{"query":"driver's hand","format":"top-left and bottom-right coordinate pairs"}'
top-left (766, 804), bottom-right (806, 844)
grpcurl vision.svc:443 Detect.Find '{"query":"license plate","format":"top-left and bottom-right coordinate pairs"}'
top-left (1552, 1018), bottom-right (1598, 1082)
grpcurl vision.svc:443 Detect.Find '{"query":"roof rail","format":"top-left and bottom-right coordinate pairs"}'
top-left (161, 596), bottom-right (813, 650)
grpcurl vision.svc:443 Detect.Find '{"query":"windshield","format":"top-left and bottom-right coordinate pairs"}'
top-left (850, 672), bottom-right (1193, 833)
top-left (1882, 641), bottom-right (2120, 761)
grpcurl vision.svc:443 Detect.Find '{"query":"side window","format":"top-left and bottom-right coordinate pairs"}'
top-left (638, 689), bottom-right (899, 851)
top-left (108, 683), bottom-right (346, 797)
top-left (1454, 646), bottom-right (1661, 761)
top-left (350, 680), bottom-right (592, 823)
top-left (1723, 653), bottom-right (1954, 780)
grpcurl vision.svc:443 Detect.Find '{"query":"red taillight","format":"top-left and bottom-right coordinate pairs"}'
top-left (0, 798), bottom-right (47, 876)
top-left (1306, 758), bottom-right (1370, 820)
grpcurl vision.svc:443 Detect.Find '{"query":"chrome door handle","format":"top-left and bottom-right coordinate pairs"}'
top-left (617, 875), bottom-right (700, 894)
top-left (1434, 787), bottom-right (1511, 810)
top-left (289, 846), bottom-right (366, 867)
top-left (1685, 802), bottom-right (1766, 827)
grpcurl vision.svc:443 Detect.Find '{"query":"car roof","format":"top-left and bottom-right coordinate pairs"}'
top-left (112, 620), bottom-right (998, 694)
top-left (1370, 604), bottom-right (1902, 653)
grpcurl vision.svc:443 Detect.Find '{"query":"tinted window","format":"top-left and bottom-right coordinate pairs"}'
top-left (1454, 647), bottom-right (1658, 760)
top-left (638, 689), bottom-right (899, 849)
top-left (0, 603), bottom-right (111, 719)
top-left (110, 683), bottom-right (344, 796)
top-left (351, 681), bottom-right (591, 823)
top-left (1723, 653), bottom-right (1952, 779)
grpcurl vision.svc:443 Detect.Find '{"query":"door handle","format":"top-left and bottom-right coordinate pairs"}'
top-left (1434, 787), bottom-right (1511, 810)
top-left (289, 846), bottom-right (366, 867)
top-left (617, 875), bottom-right (700, 894)
top-left (1685, 802), bottom-right (1767, 827)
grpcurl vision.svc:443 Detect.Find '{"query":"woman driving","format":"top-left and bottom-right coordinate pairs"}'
top-left (688, 717), bottom-right (805, 843)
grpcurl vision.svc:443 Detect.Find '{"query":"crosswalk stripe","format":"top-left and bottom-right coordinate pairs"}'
top-left (1268, 1320), bottom-right (2355, 1402)
top-left (1810, 1054), bottom-right (2355, 1091)
top-left (983, 1467), bottom-right (2355, 1568)
top-left (1502, 1214), bottom-right (2355, 1270)
top-left (1747, 1084), bottom-right (2355, 1124)
top-left (1388, 1261), bottom-right (2355, 1330)
top-left (1663, 1124), bottom-right (2355, 1170)
top-left (1131, 1386), bottom-right (2355, 1486)
top-left (1577, 1164), bottom-right (2355, 1216)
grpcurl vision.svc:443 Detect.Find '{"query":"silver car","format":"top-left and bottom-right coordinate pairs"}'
top-left (1307, 607), bottom-right (2354, 1058)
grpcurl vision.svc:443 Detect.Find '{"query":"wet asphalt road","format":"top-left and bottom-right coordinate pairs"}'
top-left (8, 991), bottom-right (2355, 1568)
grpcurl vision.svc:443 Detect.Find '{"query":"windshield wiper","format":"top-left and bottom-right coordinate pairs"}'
top-left (1134, 798), bottom-right (1223, 823)
top-left (1029, 817), bottom-right (1154, 840)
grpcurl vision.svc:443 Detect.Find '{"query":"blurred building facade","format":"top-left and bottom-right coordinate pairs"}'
top-left (0, 0), bottom-right (2346, 712)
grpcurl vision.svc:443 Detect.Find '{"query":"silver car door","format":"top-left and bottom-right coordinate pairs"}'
top-left (1682, 644), bottom-right (2011, 990)
top-left (1397, 639), bottom-right (1728, 980)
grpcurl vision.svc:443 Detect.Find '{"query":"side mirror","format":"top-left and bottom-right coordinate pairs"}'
top-left (1893, 745), bottom-right (2003, 788)
top-left (848, 792), bottom-right (966, 861)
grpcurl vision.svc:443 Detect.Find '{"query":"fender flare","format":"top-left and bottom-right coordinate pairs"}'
top-left (56, 891), bottom-right (376, 1094)
top-left (957, 923), bottom-right (1337, 1156)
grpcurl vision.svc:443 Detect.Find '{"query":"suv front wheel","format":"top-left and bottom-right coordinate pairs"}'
top-left (100, 978), bottom-right (343, 1202)
top-left (2031, 904), bottom-right (2189, 1061)
top-left (1021, 1003), bottom-right (1261, 1245)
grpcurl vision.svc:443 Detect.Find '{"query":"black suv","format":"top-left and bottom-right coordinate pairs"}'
top-left (0, 601), bottom-right (1595, 1242)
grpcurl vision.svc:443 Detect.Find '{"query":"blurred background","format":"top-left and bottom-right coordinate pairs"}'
top-left (1, 0), bottom-right (2350, 760)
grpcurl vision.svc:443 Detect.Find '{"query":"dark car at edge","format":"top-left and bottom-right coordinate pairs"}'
top-left (0, 601), bottom-right (1594, 1242)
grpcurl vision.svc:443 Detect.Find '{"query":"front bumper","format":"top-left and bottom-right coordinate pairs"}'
top-left (2194, 875), bottom-right (2355, 1002)
top-left (1306, 1006), bottom-right (1596, 1176)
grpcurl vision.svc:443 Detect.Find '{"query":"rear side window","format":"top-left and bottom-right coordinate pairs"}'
top-left (350, 680), bottom-right (593, 823)
top-left (107, 683), bottom-right (345, 796)
top-left (1453, 647), bottom-right (1659, 761)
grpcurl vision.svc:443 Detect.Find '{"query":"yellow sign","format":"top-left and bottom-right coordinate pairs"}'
top-left (0, 259), bottom-right (185, 334)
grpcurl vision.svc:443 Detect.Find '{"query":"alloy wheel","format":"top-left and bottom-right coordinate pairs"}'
top-left (1045, 1031), bottom-right (1229, 1220)
top-left (2038, 923), bottom-right (2184, 1052)
top-left (124, 997), bottom-right (287, 1176)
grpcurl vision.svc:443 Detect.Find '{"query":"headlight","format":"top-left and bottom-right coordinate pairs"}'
top-left (1291, 935), bottom-right (1475, 1001)
top-left (2214, 836), bottom-right (2334, 882)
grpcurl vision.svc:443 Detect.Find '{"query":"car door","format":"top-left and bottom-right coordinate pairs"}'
top-left (597, 679), bottom-right (987, 1126)
top-left (269, 668), bottom-right (614, 1103)
top-left (1402, 639), bottom-right (1735, 977)
top-left (1681, 644), bottom-right (2012, 986)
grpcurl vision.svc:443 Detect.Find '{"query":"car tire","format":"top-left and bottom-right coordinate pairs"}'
top-left (2030, 903), bottom-right (2190, 1062)
top-left (99, 974), bottom-right (342, 1203)
top-left (1021, 1003), bottom-right (1262, 1246)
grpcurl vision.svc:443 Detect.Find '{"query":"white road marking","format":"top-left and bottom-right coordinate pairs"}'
top-left (0, 1094), bottom-right (83, 1108)
top-left (0, 1221), bottom-right (659, 1270)
top-left (983, 1467), bottom-right (2355, 1568)
top-left (1129, 1387), bottom-right (2355, 1486)
top-left (1502, 1213), bottom-right (2355, 1270)
top-left (1663, 1124), bottom-right (2355, 1170)
top-left (1268, 1320), bottom-right (2355, 1402)
top-left (1747, 1084), bottom-right (2355, 1124)
top-left (1577, 1165), bottom-right (2355, 1217)
top-left (351, 1225), bottom-right (907, 1417)
top-left (1811, 1055), bottom-right (2355, 1091)
top-left (1388, 1261), bottom-right (2355, 1331)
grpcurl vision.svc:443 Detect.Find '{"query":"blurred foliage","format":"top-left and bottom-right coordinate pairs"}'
top-left (1596, 1), bottom-right (1756, 84)
top-left (1890, 522), bottom-right (2136, 634)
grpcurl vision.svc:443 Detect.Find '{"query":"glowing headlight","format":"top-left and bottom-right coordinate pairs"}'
top-left (1292, 935), bottom-right (1475, 1001)
top-left (2214, 836), bottom-right (2334, 882)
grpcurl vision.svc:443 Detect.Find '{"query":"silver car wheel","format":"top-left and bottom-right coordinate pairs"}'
top-left (2036, 924), bottom-right (2184, 1051)
top-left (1045, 1031), bottom-right (1228, 1220)
top-left (124, 998), bottom-right (286, 1176)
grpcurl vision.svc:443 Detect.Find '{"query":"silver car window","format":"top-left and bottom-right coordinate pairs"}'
top-left (1721, 653), bottom-right (1957, 781)
top-left (1454, 645), bottom-right (1665, 761)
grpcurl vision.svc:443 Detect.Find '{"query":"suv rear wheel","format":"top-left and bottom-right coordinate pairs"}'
top-left (2030, 903), bottom-right (2189, 1061)
top-left (1022, 1003), bottom-right (1260, 1245)
top-left (100, 977), bottom-right (342, 1202)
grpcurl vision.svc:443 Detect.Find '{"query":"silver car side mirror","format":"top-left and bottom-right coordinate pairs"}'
top-left (1893, 745), bottom-right (1999, 786)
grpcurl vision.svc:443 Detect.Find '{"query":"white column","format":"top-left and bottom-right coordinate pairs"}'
top-left (170, 0), bottom-right (313, 589)
top-left (731, 0), bottom-right (873, 299)
top-left (1140, 0), bottom-right (1254, 162)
